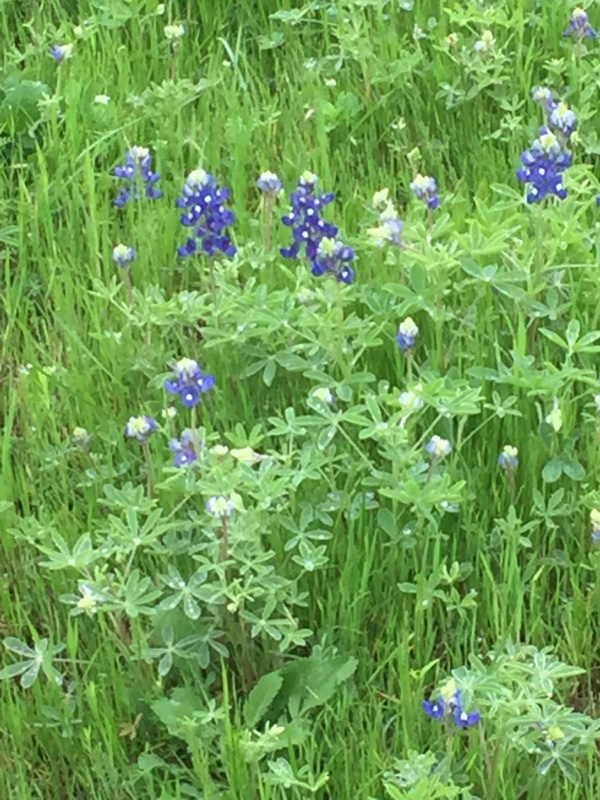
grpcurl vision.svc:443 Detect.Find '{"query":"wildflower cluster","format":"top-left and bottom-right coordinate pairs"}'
top-left (410, 174), bottom-right (441, 210)
top-left (280, 171), bottom-right (355, 283)
top-left (396, 317), bottom-right (419, 352)
top-left (423, 680), bottom-right (481, 729)
top-left (368, 188), bottom-right (403, 247)
top-left (517, 128), bottom-right (571, 204)
top-left (112, 244), bottom-right (136, 268)
top-left (164, 358), bottom-right (215, 408)
top-left (124, 416), bottom-right (158, 443)
top-left (311, 238), bottom-right (355, 284)
top-left (399, 385), bottom-right (424, 427)
top-left (113, 146), bottom-right (163, 207)
top-left (206, 493), bottom-right (242, 519)
top-left (169, 429), bottom-right (199, 467)
top-left (176, 168), bottom-right (236, 258)
top-left (563, 7), bottom-right (596, 39)
top-left (256, 171), bottom-right (283, 195)
top-left (426, 435), bottom-right (452, 460)
top-left (498, 445), bottom-right (519, 471)
top-left (50, 44), bottom-right (73, 62)
top-left (517, 89), bottom-right (578, 204)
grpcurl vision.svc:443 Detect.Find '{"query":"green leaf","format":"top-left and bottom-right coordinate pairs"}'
top-left (0, 77), bottom-right (50, 133)
top-left (377, 507), bottom-right (398, 538)
top-left (565, 319), bottom-right (580, 347)
top-left (136, 753), bottom-right (167, 773)
top-left (542, 458), bottom-right (563, 483)
top-left (562, 458), bottom-right (585, 481)
top-left (243, 670), bottom-right (284, 728)
top-left (20, 662), bottom-right (41, 689)
top-left (317, 425), bottom-right (337, 450)
top-left (300, 655), bottom-right (358, 713)
top-left (0, 661), bottom-right (32, 680)
top-left (263, 358), bottom-right (276, 387)
top-left (539, 328), bottom-right (567, 350)
top-left (3, 637), bottom-right (35, 657)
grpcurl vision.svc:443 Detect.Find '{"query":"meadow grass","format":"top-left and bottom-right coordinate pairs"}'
top-left (1, 1), bottom-right (600, 798)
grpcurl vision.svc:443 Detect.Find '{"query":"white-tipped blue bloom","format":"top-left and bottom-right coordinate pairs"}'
top-left (498, 445), bottom-right (518, 471)
top-left (426, 435), bottom-right (452, 460)
top-left (397, 317), bottom-right (419, 352)
top-left (112, 243), bottom-right (136, 267)
top-left (256, 171), bottom-right (282, 194)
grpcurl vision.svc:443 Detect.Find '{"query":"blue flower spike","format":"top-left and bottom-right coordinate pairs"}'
top-left (256, 171), bottom-right (283, 195)
top-left (124, 415), bottom-right (158, 443)
top-left (532, 87), bottom-right (557, 114)
top-left (423, 679), bottom-right (480, 730)
top-left (169, 429), bottom-right (199, 467)
top-left (368, 189), bottom-right (404, 247)
top-left (280, 171), bottom-right (355, 282)
top-left (280, 171), bottom-right (337, 260)
top-left (426, 435), bottom-right (452, 460)
top-left (112, 244), bottom-right (136, 268)
top-left (517, 129), bottom-right (571, 204)
top-left (176, 168), bottom-right (236, 258)
top-left (50, 44), bottom-right (73, 63)
top-left (563, 7), bottom-right (596, 39)
top-left (396, 317), bottom-right (419, 352)
top-left (498, 445), bottom-right (519, 471)
top-left (311, 237), bottom-right (356, 284)
top-left (410, 173), bottom-right (441, 210)
top-left (164, 358), bottom-right (215, 409)
top-left (113, 146), bottom-right (163, 207)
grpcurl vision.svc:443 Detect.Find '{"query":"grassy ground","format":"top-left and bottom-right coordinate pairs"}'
top-left (1, 0), bottom-right (600, 798)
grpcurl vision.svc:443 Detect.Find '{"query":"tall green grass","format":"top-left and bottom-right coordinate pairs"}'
top-left (1, 0), bottom-right (600, 798)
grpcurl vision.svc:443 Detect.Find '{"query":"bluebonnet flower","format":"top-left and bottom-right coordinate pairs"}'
top-left (312, 387), bottom-right (335, 406)
top-left (426, 435), bottom-right (452, 459)
top-left (453, 700), bottom-right (481, 728)
top-left (280, 172), bottom-right (355, 281)
top-left (176, 168), bottom-right (236, 258)
top-left (112, 243), bottom-right (136, 268)
top-left (399, 385), bottom-right (424, 427)
top-left (169, 429), bottom-right (199, 467)
top-left (563, 7), bottom-right (597, 39)
top-left (423, 680), bottom-right (480, 729)
top-left (474, 30), bottom-right (495, 54)
top-left (422, 699), bottom-right (446, 719)
top-left (164, 357), bottom-right (215, 408)
top-left (368, 190), bottom-right (404, 247)
top-left (548, 102), bottom-right (577, 138)
top-left (396, 317), bottom-right (419, 352)
top-left (72, 427), bottom-right (91, 449)
top-left (410, 174), bottom-right (441, 209)
top-left (280, 171), bottom-right (338, 261)
top-left (164, 24), bottom-right (185, 42)
top-left (113, 146), bottom-right (163, 207)
top-left (596, 196), bottom-right (600, 207)
top-left (311, 237), bottom-right (355, 284)
top-left (124, 415), bottom-right (158, 443)
top-left (206, 493), bottom-right (242, 518)
top-left (256, 171), bottom-right (282, 195)
top-left (498, 445), bottom-right (519, 471)
top-left (50, 44), bottom-right (73, 62)
top-left (532, 86), bottom-right (557, 113)
top-left (517, 129), bottom-right (570, 204)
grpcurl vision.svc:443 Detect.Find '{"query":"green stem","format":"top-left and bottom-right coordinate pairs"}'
top-left (142, 442), bottom-right (154, 498)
